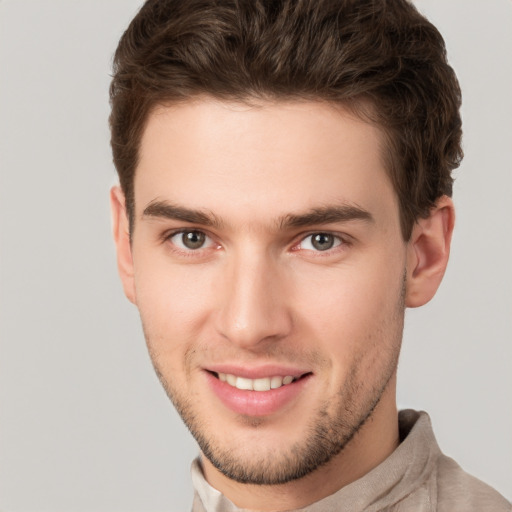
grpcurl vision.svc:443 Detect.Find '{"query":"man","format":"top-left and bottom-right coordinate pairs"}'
top-left (108, 0), bottom-right (511, 510)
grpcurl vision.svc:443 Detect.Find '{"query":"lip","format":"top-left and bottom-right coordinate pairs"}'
top-left (205, 364), bottom-right (310, 380)
top-left (205, 367), bottom-right (312, 417)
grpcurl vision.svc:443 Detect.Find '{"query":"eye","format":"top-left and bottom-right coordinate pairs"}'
top-left (168, 230), bottom-right (215, 251)
top-left (298, 233), bottom-right (343, 252)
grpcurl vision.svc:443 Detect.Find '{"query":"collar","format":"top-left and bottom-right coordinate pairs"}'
top-left (191, 410), bottom-right (441, 512)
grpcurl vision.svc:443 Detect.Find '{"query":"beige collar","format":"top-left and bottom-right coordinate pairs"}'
top-left (191, 410), bottom-right (441, 512)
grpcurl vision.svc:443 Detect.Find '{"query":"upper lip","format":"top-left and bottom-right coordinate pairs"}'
top-left (205, 364), bottom-right (311, 380)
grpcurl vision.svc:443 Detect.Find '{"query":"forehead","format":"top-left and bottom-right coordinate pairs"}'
top-left (135, 98), bottom-right (397, 227)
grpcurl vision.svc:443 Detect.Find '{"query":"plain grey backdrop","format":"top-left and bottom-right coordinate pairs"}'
top-left (0, 0), bottom-right (511, 510)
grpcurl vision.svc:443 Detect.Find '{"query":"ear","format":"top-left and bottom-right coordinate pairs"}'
top-left (405, 196), bottom-right (455, 308)
top-left (110, 186), bottom-right (136, 304)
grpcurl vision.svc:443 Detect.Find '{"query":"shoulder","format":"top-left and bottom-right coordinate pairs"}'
top-left (436, 454), bottom-right (511, 512)
top-left (396, 410), bottom-right (510, 512)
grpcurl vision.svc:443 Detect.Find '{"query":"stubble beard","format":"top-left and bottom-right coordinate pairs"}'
top-left (145, 278), bottom-right (405, 486)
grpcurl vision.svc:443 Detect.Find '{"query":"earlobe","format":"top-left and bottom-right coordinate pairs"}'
top-left (110, 186), bottom-right (137, 304)
top-left (405, 196), bottom-right (455, 308)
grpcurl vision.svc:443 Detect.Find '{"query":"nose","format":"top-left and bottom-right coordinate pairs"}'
top-left (214, 250), bottom-right (293, 350)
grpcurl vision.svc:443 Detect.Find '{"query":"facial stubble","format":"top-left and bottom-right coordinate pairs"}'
top-left (144, 275), bottom-right (405, 486)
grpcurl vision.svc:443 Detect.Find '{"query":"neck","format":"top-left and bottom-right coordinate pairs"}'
top-left (201, 376), bottom-right (399, 511)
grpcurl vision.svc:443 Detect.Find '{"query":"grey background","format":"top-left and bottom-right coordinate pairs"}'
top-left (0, 0), bottom-right (511, 510)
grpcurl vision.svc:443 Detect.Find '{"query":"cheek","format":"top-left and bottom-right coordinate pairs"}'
top-left (292, 254), bottom-right (405, 361)
top-left (132, 254), bottom-right (216, 358)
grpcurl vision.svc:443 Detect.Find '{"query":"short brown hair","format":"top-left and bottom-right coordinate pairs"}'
top-left (110, 0), bottom-right (462, 239)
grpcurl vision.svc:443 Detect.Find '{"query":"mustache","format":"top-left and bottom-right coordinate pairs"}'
top-left (183, 341), bottom-right (330, 370)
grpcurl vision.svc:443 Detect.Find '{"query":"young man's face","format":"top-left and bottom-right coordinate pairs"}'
top-left (115, 99), bottom-right (411, 486)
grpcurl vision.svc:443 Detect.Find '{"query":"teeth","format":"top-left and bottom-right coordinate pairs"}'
top-left (271, 376), bottom-right (283, 389)
top-left (217, 373), bottom-right (296, 391)
top-left (235, 377), bottom-right (253, 390)
top-left (253, 378), bottom-right (271, 391)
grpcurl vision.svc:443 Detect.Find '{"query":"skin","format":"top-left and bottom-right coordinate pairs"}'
top-left (111, 98), bottom-right (454, 510)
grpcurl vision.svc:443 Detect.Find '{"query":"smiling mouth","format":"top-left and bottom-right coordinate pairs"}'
top-left (212, 372), bottom-right (310, 391)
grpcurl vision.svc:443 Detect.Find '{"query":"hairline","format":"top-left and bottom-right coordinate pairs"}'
top-left (126, 92), bottom-right (411, 237)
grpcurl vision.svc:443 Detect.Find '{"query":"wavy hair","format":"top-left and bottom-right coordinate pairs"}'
top-left (110, 0), bottom-right (462, 239)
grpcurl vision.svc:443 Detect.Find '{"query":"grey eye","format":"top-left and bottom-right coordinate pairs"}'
top-left (168, 230), bottom-right (217, 253)
top-left (181, 231), bottom-right (206, 249)
top-left (311, 233), bottom-right (335, 251)
top-left (169, 230), bottom-right (209, 250)
top-left (298, 232), bottom-right (343, 252)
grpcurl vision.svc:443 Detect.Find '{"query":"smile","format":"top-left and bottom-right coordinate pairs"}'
top-left (216, 372), bottom-right (296, 391)
top-left (207, 369), bottom-right (312, 416)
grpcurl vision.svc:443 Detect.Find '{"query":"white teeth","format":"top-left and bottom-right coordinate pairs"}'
top-left (282, 375), bottom-right (294, 385)
top-left (270, 376), bottom-right (283, 389)
top-left (253, 377), bottom-right (271, 391)
top-left (235, 377), bottom-right (253, 390)
top-left (217, 373), bottom-right (296, 391)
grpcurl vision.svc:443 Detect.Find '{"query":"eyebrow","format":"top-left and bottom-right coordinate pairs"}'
top-left (279, 205), bottom-right (374, 229)
top-left (142, 200), bottom-right (224, 228)
top-left (142, 200), bottom-right (373, 230)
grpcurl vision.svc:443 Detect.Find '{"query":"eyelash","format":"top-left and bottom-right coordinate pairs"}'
top-left (163, 229), bottom-right (219, 255)
top-left (292, 232), bottom-right (348, 254)
top-left (162, 229), bottom-right (350, 256)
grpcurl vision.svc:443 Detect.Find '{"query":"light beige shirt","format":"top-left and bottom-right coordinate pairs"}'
top-left (190, 410), bottom-right (511, 511)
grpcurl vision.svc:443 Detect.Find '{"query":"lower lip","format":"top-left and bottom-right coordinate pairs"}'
top-left (205, 372), bottom-right (311, 417)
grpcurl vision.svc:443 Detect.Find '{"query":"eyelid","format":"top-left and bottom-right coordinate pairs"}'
top-left (292, 231), bottom-right (351, 253)
top-left (160, 227), bottom-right (351, 255)
top-left (163, 228), bottom-right (219, 252)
